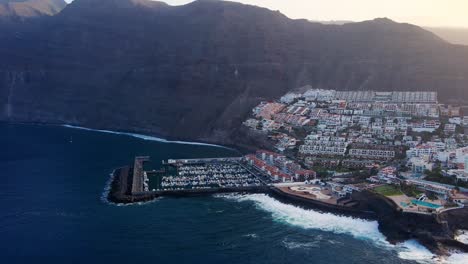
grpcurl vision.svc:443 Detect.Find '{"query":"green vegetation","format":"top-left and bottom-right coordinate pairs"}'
top-left (373, 184), bottom-right (424, 198)
top-left (395, 146), bottom-right (408, 160)
top-left (399, 165), bottom-right (409, 172)
top-left (424, 168), bottom-right (468, 188)
top-left (426, 191), bottom-right (438, 201)
top-left (420, 131), bottom-right (434, 142)
top-left (314, 168), bottom-right (333, 179)
top-left (373, 185), bottom-right (403, 196)
top-left (291, 127), bottom-right (309, 139)
top-left (400, 183), bottom-right (423, 197)
top-left (351, 170), bottom-right (372, 181)
top-left (424, 168), bottom-right (444, 181)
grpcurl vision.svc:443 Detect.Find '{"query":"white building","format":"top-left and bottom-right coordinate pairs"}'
top-left (406, 144), bottom-right (438, 159)
top-left (449, 117), bottom-right (462, 125)
top-left (299, 135), bottom-right (348, 156)
top-left (408, 157), bottom-right (434, 174)
top-left (349, 147), bottom-right (395, 160)
top-left (465, 156), bottom-right (468, 174)
top-left (280, 92), bottom-right (302, 104)
top-left (406, 179), bottom-right (454, 196)
top-left (444, 124), bottom-right (457, 134)
top-left (303, 89), bottom-right (336, 102)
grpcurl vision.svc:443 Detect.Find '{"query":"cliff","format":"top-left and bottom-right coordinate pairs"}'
top-left (1, 0), bottom-right (468, 144)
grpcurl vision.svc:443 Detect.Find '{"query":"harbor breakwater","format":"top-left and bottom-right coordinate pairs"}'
top-left (107, 167), bottom-right (269, 204)
top-left (107, 165), bottom-right (468, 256)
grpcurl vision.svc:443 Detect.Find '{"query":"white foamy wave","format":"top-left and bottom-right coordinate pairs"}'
top-left (62, 124), bottom-right (233, 149)
top-left (218, 193), bottom-right (444, 263)
top-left (225, 193), bottom-right (387, 244)
top-left (455, 230), bottom-right (468, 245)
top-left (100, 170), bottom-right (115, 204)
top-left (242, 233), bottom-right (258, 239)
top-left (282, 239), bottom-right (320, 249)
top-left (444, 253), bottom-right (468, 264)
top-left (397, 240), bottom-right (435, 263)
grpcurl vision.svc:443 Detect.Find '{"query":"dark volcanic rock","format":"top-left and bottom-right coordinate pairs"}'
top-left (440, 208), bottom-right (468, 233)
top-left (1, 0), bottom-right (468, 143)
top-left (353, 191), bottom-right (468, 255)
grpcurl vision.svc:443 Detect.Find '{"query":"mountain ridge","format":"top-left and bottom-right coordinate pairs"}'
top-left (1, 0), bottom-right (468, 145)
top-left (0, 0), bottom-right (66, 19)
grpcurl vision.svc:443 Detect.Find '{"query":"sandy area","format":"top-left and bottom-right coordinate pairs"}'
top-left (278, 185), bottom-right (338, 205)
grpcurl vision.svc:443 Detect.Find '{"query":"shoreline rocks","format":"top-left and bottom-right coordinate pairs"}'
top-left (108, 166), bottom-right (468, 255)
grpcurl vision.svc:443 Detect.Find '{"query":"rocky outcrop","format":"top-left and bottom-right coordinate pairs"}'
top-left (440, 208), bottom-right (468, 233)
top-left (352, 191), bottom-right (468, 255)
top-left (1, 0), bottom-right (468, 144)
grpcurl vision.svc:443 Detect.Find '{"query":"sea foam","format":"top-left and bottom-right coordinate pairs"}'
top-left (218, 193), bottom-right (468, 264)
top-left (397, 240), bottom-right (435, 262)
top-left (61, 124), bottom-right (233, 149)
top-left (444, 253), bottom-right (468, 264)
top-left (227, 193), bottom-right (387, 244)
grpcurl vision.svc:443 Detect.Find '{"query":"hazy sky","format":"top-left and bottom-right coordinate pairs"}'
top-left (65, 0), bottom-right (468, 28)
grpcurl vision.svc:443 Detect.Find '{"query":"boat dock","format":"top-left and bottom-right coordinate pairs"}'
top-left (110, 156), bottom-right (272, 203)
top-left (109, 156), bottom-right (374, 220)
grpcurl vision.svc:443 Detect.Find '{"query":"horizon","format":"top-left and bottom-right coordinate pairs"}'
top-left (63, 0), bottom-right (468, 28)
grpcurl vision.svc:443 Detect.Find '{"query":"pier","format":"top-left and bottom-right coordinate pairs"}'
top-left (109, 156), bottom-right (272, 203)
top-left (110, 155), bottom-right (364, 215)
top-left (131, 156), bottom-right (150, 194)
top-left (105, 155), bottom-right (468, 256)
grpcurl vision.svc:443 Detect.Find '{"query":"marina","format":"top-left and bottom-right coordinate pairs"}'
top-left (160, 163), bottom-right (262, 190)
top-left (108, 153), bottom-right (365, 215)
top-left (108, 156), bottom-right (274, 203)
top-left (103, 142), bottom-right (468, 257)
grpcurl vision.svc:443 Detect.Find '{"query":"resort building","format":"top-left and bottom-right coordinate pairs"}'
top-left (294, 170), bottom-right (317, 180)
top-left (405, 179), bottom-right (455, 196)
top-left (349, 145), bottom-right (395, 160)
top-left (253, 102), bottom-right (286, 119)
top-left (299, 135), bottom-right (349, 156)
top-left (408, 157), bottom-right (434, 174)
top-left (444, 124), bottom-right (457, 134)
top-left (406, 143), bottom-right (439, 159)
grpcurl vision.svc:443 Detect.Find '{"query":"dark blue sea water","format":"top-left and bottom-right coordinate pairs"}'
top-left (2, 123), bottom-right (465, 263)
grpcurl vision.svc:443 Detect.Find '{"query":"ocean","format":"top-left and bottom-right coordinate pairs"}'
top-left (1, 123), bottom-right (467, 263)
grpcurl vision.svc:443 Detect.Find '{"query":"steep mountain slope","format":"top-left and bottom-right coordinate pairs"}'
top-left (0, 0), bottom-right (66, 19)
top-left (1, 0), bottom-right (468, 144)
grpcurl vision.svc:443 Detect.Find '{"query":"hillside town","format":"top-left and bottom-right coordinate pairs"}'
top-left (243, 88), bottom-right (468, 213)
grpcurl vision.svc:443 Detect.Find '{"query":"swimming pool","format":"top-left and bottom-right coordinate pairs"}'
top-left (411, 199), bottom-right (442, 209)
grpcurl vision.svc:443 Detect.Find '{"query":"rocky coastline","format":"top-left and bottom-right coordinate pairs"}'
top-left (107, 165), bottom-right (468, 256)
top-left (9, 121), bottom-right (466, 256)
top-left (273, 188), bottom-right (468, 256)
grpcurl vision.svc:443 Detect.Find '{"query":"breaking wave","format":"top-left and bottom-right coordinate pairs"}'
top-left (397, 240), bottom-right (435, 262)
top-left (62, 124), bottom-right (233, 149)
top-left (445, 253), bottom-right (468, 264)
top-left (282, 239), bottom-right (321, 249)
top-left (242, 233), bottom-right (259, 239)
top-left (100, 170), bottom-right (115, 205)
top-left (222, 193), bottom-right (387, 244)
top-left (217, 193), bottom-right (468, 263)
